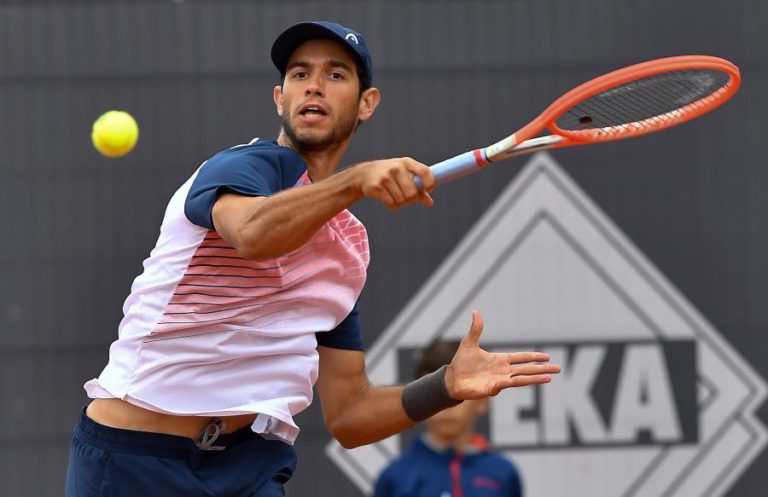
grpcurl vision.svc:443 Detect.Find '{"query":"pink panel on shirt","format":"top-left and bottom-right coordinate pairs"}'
top-left (151, 206), bottom-right (368, 336)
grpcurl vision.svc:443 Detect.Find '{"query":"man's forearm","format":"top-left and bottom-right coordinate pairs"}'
top-left (325, 384), bottom-right (417, 449)
top-left (236, 166), bottom-right (364, 259)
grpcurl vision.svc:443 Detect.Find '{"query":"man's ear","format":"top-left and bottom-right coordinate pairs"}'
top-left (274, 85), bottom-right (284, 117)
top-left (357, 87), bottom-right (381, 123)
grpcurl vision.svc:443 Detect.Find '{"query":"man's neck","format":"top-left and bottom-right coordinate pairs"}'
top-left (277, 131), bottom-right (351, 182)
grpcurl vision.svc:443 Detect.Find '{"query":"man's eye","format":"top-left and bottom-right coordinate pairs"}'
top-left (292, 71), bottom-right (308, 79)
top-left (330, 72), bottom-right (344, 80)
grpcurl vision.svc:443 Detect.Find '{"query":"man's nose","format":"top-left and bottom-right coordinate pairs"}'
top-left (304, 76), bottom-right (324, 96)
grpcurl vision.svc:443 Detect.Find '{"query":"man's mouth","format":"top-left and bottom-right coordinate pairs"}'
top-left (299, 104), bottom-right (328, 117)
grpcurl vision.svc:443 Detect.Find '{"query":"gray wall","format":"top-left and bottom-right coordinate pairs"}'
top-left (0, 0), bottom-right (765, 495)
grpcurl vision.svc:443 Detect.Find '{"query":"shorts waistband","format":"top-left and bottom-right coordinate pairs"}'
top-left (73, 409), bottom-right (260, 458)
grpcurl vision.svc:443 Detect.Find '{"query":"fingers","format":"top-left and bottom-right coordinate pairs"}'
top-left (498, 360), bottom-right (561, 391)
top-left (359, 158), bottom-right (434, 209)
top-left (506, 353), bottom-right (561, 379)
top-left (410, 160), bottom-right (435, 193)
top-left (505, 374), bottom-right (554, 388)
top-left (507, 351), bottom-right (552, 365)
top-left (379, 174), bottom-right (408, 209)
top-left (463, 310), bottom-right (484, 346)
top-left (486, 372), bottom-right (555, 396)
top-left (510, 363), bottom-right (562, 376)
top-left (491, 364), bottom-right (561, 393)
top-left (390, 165), bottom-right (417, 205)
top-left (389, 158), bottom-right (431, 207)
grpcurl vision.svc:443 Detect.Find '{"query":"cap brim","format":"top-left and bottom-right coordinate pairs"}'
top-left (271, 22), bottom-right (359, 75)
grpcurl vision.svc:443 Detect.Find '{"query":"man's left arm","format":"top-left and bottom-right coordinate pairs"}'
top-left (315, 346), bottom-right (412, 448)
top-left (315, 311), bottom-right (561, 448)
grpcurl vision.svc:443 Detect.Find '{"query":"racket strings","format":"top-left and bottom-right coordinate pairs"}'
top-left (625, 76), bottom-right (728, 131)
top-left (576, 99), bottom-right (628, 134)
top-left (625, 75), bottom-right (692, 130)
top-left (555, 69), bottom-right (732, 137)
top-left (596, 70), bottom-right (726, 130)
top-left (600, 83), bottom-right (665, 132)
top-left (560, 88), bottom-right (651, 136)
top-left (590, 71), bottom-right (706, 133)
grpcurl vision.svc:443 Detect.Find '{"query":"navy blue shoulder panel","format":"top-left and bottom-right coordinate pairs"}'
top-left (184, 140), bottom-right (307, 229)
top-left (316, 301), bottom-right (365, 351)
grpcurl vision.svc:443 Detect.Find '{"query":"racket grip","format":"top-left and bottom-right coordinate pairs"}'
top-left (413, 150), bottom-right (487, 190)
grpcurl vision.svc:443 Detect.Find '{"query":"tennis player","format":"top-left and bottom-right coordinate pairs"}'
top-left (65, 21), bottom-right (560, 497)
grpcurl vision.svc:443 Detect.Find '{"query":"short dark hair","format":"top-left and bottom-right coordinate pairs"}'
top-left (415, 340), bottom-right (460, 378)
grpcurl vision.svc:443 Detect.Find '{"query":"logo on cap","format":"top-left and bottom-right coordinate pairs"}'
top-left (345, 33), bottom-right (359, 44)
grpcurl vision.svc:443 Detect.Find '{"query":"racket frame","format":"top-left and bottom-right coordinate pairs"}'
top-left (422, 55), bottom-right (740, 188)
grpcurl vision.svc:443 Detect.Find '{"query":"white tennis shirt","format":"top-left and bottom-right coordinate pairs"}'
top-left (85, 141), bottom-right (369, 443)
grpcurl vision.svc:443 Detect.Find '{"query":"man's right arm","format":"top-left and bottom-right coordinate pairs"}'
top-left (212, 158), bottom-right (435, 260)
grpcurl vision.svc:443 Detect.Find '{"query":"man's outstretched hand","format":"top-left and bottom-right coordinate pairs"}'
top-left (445, 311), bottom-right (561, 400)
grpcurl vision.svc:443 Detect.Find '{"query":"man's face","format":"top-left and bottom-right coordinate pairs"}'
top-left (426, 399), bottom-right (486, 443)
top-left (275, 38), bottom-right (364, 152)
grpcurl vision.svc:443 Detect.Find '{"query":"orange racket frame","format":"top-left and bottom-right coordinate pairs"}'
top-left (420, 55), bottom-right (740, 188)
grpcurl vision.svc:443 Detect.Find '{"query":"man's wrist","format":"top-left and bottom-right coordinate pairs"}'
top-left (401, 365), bottom-right (462, 422)
top-left (336, 164), bottom-right (368, 199)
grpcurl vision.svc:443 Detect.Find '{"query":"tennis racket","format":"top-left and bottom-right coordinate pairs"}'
top-left (415, 55), bottom-right (740, 189)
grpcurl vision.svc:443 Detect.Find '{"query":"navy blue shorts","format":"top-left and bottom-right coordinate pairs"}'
top-left (65, 411), bottom-right (297, 497)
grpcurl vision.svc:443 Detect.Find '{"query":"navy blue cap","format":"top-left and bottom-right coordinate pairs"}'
top-left (271, 21), bottom-right (373, 89)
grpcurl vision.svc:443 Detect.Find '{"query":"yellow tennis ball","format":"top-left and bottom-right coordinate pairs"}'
top-left (91, 110), bottom-right (139, 158)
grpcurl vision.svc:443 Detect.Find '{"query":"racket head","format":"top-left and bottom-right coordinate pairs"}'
top-left (523, 55), bottom-right (740, 144)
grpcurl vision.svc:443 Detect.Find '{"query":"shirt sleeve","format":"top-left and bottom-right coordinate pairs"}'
top-left (184, 145), bottom-right (301, 229)
top-left (316, 301), bottom-right (365, 351)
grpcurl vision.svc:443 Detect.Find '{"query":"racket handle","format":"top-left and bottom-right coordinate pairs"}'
top-left (413, 150), bottom-right (487, 190)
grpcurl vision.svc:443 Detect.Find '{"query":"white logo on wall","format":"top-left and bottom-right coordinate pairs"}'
top-left (326, 153), bottom-right (767, 497)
